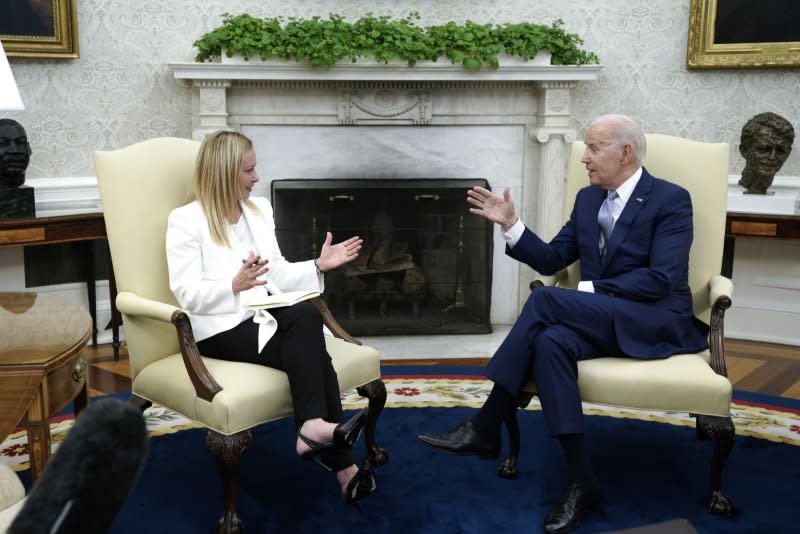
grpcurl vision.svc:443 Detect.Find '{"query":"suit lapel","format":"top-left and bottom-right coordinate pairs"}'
top-left (602, 169), bottom-right (653, 267)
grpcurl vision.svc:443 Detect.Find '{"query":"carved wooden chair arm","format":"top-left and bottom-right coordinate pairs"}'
top-left (529, 270), bottom-right (567, 291)
top-left (309, 296), bottom-right (361, 346)
top-left (707, 275), bottom-right (733, 378)
top-left (115, 291), bottom-right (222, 402)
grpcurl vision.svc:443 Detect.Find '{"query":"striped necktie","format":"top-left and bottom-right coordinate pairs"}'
top-left (598, 190), bottom-right (618, 256)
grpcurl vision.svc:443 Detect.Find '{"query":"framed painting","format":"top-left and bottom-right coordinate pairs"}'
top-left (0, 0), bottom-right (78, 59)
top-left (687, 0), bottom-right (800, 69)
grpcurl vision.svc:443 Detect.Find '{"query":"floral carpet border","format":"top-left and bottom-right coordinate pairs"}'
top-left (3, 375), bottom-right (798, 472)
top-left (343, 376), bottom-right (800, 447)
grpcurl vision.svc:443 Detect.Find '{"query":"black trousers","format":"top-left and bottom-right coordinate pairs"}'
top-left (197, 301), bottom-right (353, 471)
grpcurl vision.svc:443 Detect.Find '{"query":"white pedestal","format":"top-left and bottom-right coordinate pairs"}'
top-left (727, 185), bottom-right (800, 214)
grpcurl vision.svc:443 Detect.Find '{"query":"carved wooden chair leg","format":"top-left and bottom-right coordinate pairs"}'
top-left (206, 430), bottom-right (253, 534)
top-left (357, 378), bottom-right (389, 467)
top-left (696, 414), bottom-right (735, 517)
top-left (498, 409), bottom-right (520, 479)
top-left (693, 413), bottom-right (710, 440)
top-left (128, 394), bottom-right (152, 412)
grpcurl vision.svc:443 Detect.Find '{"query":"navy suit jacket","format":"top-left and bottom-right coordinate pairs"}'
top-left (507, 168), bottom-right (709, 358)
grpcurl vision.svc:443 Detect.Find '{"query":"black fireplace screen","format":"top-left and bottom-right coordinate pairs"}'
top-left (271, 179), bottom-right (493, 336)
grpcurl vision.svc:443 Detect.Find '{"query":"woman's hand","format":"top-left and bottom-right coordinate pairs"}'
top-left (316, 232), bottom-right (363, 272)
top-left (232, 251), bottom-right (269, 294)
top-left (467, 186), bottom-right (519, 232)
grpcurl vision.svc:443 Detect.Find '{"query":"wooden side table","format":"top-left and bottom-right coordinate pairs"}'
top-left (0, 292), bottom-right (92, 482)
top-left (722, 211), bottom-right (800, 277)
top-left (0, 212), bottom-right (122, 359)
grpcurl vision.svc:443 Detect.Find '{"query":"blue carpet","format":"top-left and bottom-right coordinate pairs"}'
top-left (105, 403), bottom-right (798, 533)
top-left (15, 370), bottom-right (798, 533)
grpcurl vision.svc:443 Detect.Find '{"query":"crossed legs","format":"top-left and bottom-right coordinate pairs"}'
top-left (418, 287), bottom-right (620, 532)
top-left (197, 302), bottom-right (364, 495)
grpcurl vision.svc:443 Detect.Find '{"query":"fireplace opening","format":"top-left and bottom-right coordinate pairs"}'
top-left (271, 179), bottom-right (493, 336)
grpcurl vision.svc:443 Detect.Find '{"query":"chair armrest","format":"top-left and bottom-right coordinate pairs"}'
top-left (707, 275), bottom-right (734, 378)
top-left (708, 274), bottom-right (734, 306)
top-left (309, 296), bottom-right (361, 346)
top-left (529, 270), bottom-right (567, 290)
top-left (116, 292), bottom-right (222, 402)
top-left (116, 291), bottom-right (180, 322)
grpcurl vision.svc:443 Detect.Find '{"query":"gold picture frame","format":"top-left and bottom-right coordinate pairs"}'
top-left (687, 0), bottom-right (800, 69)
top-left (0, 0), bottom-right (79, 59)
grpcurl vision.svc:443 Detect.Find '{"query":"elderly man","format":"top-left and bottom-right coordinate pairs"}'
top-left (737, 112), bottom-right (794, 194)
top-left (417, 114), bottom-right (710, 533)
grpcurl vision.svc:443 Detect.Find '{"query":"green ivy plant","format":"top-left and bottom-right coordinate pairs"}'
top-left (194, 13), bottom-right (599, 70)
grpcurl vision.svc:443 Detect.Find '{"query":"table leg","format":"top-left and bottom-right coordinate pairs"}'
top-left (86, 240), bottom-right (98, 346)
top-left (25, 388), bottom-right (50, 483)
top-left (721, 236), bottom-right (735, 279)
top-left (108, 257), bottom-right (121, 360)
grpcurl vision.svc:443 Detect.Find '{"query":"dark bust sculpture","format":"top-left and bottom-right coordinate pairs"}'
top-left (0, 118), bottom-right (35, 219)
top-left (0, 119), bottom-right (32, 189)
top-left (738, 112), bottom-right (795, 195)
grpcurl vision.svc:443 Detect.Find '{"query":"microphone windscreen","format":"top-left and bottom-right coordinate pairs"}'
top-left (9, 398), bottom-right (148, 534)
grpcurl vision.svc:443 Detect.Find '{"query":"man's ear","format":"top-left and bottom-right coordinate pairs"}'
top-left (738, 143), bottom-right (747, 158)
top-left (621, 143), bottom-right (633, 164)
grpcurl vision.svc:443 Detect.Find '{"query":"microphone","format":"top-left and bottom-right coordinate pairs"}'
top-left (9, 398), bottom-right (148, 534)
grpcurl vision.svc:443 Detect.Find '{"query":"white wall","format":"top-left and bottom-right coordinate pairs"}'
top-left (4, 0), bottom-right (800, 344)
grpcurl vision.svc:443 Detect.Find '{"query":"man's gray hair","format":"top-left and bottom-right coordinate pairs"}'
top-left (590, 114), bottom-right (647, 164)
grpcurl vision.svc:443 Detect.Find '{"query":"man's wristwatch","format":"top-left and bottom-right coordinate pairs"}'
top-left (313, 258), bottom-right (324, 275)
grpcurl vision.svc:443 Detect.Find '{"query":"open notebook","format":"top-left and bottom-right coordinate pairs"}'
top-left (246, 281), bottom-right (320, 310)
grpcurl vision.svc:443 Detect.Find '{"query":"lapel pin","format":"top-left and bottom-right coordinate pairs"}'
top-left (636, 197), bottom-right (643, 202)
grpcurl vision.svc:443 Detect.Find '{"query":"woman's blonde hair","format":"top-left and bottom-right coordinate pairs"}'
top-left (188, 130), bottom-right (258, 247)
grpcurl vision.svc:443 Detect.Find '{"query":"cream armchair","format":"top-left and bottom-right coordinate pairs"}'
top-left (93, 138), bottom-right (388, 533)
top-left (499, 134), bottom-right (735, 516)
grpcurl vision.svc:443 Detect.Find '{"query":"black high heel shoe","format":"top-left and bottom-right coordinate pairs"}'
top-left (344, 461), bottom-right (377, 517)
top-left (298, 408), bottom-right (369, 471)
top-left (333, 407), bottom-right (368, 448)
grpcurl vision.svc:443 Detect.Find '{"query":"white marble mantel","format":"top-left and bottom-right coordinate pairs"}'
top-left (170, 59), bottom-right (601, 317)
top-left (169, 58), bottom-right (602, 82)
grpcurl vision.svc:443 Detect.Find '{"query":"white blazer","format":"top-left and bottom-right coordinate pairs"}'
top-left (166, 196), bottom-right (323, 350)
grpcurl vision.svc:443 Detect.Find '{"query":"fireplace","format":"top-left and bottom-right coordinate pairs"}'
top-left (171, 58), bottom-right (600, 327)
top-left (272, 179), bottom-right (492, 335)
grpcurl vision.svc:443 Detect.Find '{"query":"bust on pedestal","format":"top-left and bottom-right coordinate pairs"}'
top-left (0, 118), bottom-right (35, 220)
top-left (738, 112), bottom-right (794, 195)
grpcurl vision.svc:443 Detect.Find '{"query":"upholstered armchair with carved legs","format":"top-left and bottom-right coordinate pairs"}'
top-left (94, 137), bottom-right (388, 533)
top-left (497, 134), bottom-right (735, 516)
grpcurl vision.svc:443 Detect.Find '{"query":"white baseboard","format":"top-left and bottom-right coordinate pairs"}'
top-left (726, 307), bottom-right (800, 347)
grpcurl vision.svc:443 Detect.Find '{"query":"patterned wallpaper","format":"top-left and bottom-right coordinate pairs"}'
top-left (5, 0), bottom-right (800, 179)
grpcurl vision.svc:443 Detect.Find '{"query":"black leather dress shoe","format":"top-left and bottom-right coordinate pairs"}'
top-left (416, 420), bottom-right (500, 459)
top-left (543, 481), bottom-right (602, 533)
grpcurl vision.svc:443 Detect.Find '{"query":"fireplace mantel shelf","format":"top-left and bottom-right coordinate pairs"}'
top-left (170, 60), bottom-right (602, 83)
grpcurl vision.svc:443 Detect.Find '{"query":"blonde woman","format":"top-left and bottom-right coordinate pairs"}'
top-left (166, 130), bottom-right (374, 507)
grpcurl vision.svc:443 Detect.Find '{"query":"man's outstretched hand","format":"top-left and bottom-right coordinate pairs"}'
top-left (467, 186), bottom-right (519, 232)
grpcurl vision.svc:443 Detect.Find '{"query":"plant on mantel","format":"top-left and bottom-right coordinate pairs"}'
top-left (193, 12), bottom-right (600, 71)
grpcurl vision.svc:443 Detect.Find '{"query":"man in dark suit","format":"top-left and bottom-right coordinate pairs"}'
top-left (417, 114), bottom-right (709, 533)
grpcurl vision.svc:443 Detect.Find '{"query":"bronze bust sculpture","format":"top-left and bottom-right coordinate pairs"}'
top-left (0, 119), bottom-right (35, 219)
top-left (738, 112), bottom-right (794, 195)
top-left (0, 119), bottom-right (32, 189)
